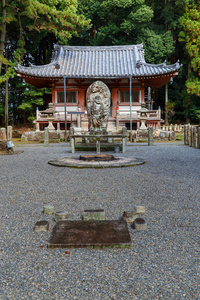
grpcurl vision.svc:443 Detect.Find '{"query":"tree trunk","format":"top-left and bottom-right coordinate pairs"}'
top-left (0, 0), bottom-right (6, 74)
top-left (185, 62), bottom-right (192, 123)
top-left (4, 48), bottom-right (8, 127)
top-left (5, 77), bottom-right (8, 127)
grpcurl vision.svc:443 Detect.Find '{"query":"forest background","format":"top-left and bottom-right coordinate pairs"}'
top-left (0, 0), bottom-right (199, 127)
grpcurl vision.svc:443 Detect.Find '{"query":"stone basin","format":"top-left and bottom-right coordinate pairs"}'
top-left (80, 154), bottom-right (114, 161)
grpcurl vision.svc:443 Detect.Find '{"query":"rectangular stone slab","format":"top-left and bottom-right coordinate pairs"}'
top-left (48, 220), bottom-right (131, 249)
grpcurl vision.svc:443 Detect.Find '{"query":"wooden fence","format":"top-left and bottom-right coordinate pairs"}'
top-left (184, 124), bottom-right (200, 149)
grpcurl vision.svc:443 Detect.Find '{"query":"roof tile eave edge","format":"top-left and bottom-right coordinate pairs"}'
top-left (17, 71), bottom-right (180, 80)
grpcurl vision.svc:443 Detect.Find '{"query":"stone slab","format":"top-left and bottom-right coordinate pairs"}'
top-left (48, 220), bottom-right (132, 248)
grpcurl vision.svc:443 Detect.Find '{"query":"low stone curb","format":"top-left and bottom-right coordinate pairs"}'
top-left (48, 156), bottom-right (146, 168)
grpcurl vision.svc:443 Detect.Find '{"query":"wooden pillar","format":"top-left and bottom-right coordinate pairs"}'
top-left (111, 88), bottom-right (118, 117)
top-left (165, 83), bottom-right (168, 125)
top-left (52, 85), bottom-right (55, 104)
top-left (140, 88), bottom-right (145, 103)
top-left (78, 88), bottom-right (85, 112)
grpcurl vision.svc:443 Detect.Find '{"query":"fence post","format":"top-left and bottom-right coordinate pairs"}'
top-left (189, 126), bottom-right (193, 147)
top-left (192, 126), bottom-right (197, 148)
top-left (197, 127), bottom-right (200, 149)
top-left (122, 127), bottom-right (127, 145)
top-left (7, 126), bottom-right (12, 141)
top-left (184, 124), bottom-right (190, 145)
top-left (44, 127), bottom-right (49, 147)
top-left (148, 127), bottom-right (153, 146)
top-left (0, 128), bottom-right (6, 141)
top-left (70, 127), bottom-right (75, 153)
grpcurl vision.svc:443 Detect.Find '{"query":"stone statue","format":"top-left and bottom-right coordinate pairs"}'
top-left (86, 81), bottom-right (111, 133)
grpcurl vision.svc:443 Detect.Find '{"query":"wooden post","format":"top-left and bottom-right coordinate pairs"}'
top-left (184, 125), bottom-right (189, 145)
top-left (165, 83), bottom-right (169, 125)
top-left (197, 127), bottom-right (200, 149)
top-left (189, 126), bottom-right (193, 147)
top-left (187, 124), bottom-right (190, 145)
top-left (129, 76), bottom-right (132, 139)
top-left (192, 126), bottom-right (197, 148)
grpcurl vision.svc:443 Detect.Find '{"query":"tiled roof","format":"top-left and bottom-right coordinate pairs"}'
top-left (16, 44), bottom-right (181, 78)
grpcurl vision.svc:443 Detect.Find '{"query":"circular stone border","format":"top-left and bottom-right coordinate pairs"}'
top-left (48, 156), bottom-right (146, 168)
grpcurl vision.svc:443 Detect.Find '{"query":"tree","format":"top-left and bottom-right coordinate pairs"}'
top-left (0, 0), bottom-right (90, 79)
top-left (71, 0), bottom-right (175, 64)
top-left (179, 0), bottom-right (200, 97)
top-left (0, 0), bottom-right (89, 125)
top-left (18, 84), bottom-right (50, 125)
top-left (72, 0), bottom-right (153, 45)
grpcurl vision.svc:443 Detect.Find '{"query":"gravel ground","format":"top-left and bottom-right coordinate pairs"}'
top-left (0, 142), bottom-right (199, 300)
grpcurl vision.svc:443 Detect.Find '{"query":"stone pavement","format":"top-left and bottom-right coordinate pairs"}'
top-left (0, 142), bottom-right (199, 299)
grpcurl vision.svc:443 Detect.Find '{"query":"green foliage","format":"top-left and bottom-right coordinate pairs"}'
top-left (18, 84), bottom-right (50, 123)
top-left (165, 100), bottom-right (175, 123)
top-left (186, 76), bottom-right (200, 96)
top-left (179, 1), bottom-right (200, 96)
top-left (137, 27), bottom-right (174, 63)
top-left (0, 102), bottom-right (3, 117)
top-left (0, 0), bottom-right (90, 125)
top-left (72, 0), bottom-right (154, 46)
top-left (0, 0), bottom-right (90, 78)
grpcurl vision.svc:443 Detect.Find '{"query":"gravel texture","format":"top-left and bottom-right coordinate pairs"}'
top-left (0, 142), bottom-right (199, 299)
